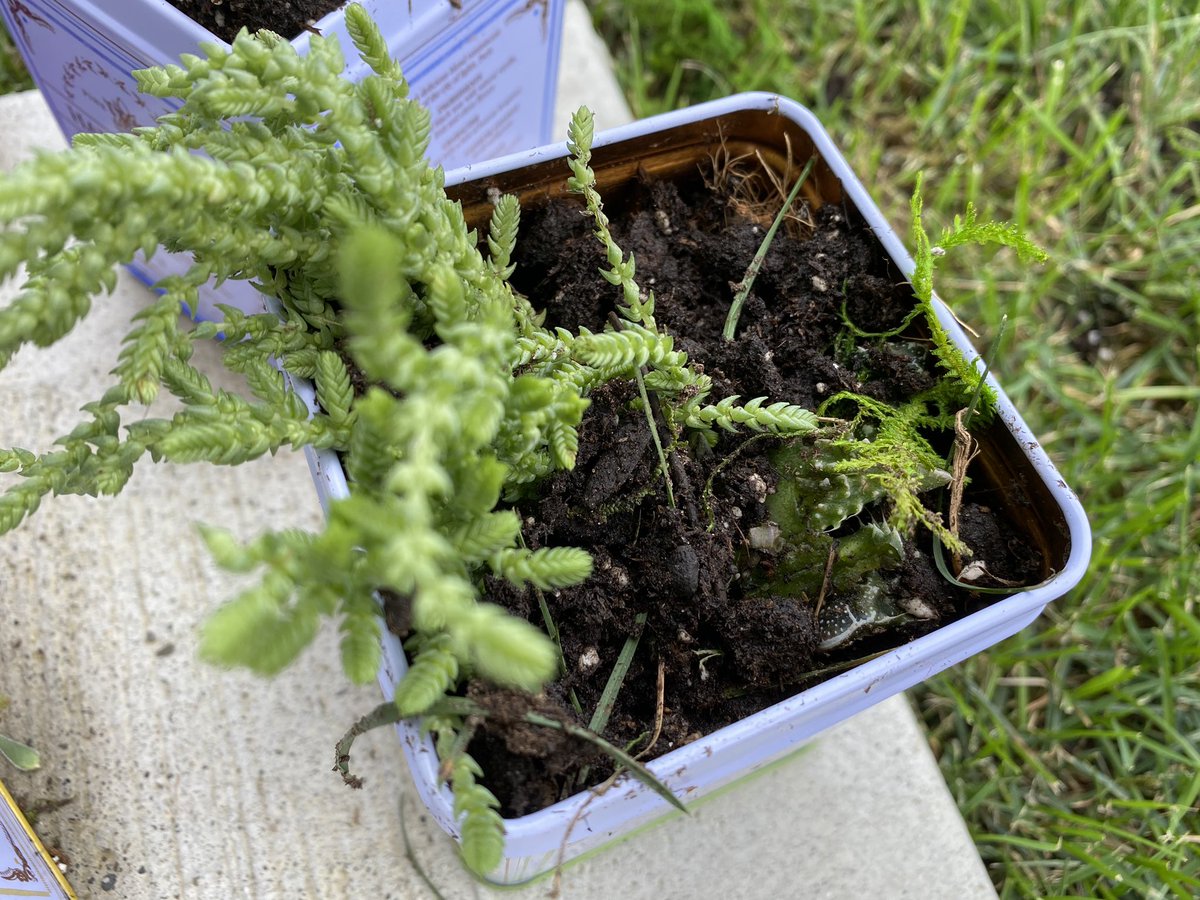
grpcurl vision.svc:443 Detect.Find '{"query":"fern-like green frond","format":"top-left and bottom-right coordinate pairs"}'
top-left (451, 752), bottom-right (505, 876)
top-left (315, 350), bottom-right (355, 427)
top-left (339, 606), bottom-right (382, 685)
top-left (938, 202), bottom-right (1048, 265)
top-left (490, 546), bottom-right (594, 591)
top-left (199, 581), bottom-right (320, 676)
top-left (486, 193), bottom-right (521, 280)
top-left (459, 603), bottom-right (558, 693)
top-left (196, 523), bottom-right (258, 573)
top-left (449, 510), bottom-right (522, 562)
top-left (907, 177), bottom-right (1046, 419)
top-left (0, 477), bottom-right (49, 534)
top-left (344, 3), bottom-right (405, 83)
top-left (112, 290), bottom-right (187, 405)
top-left (688, 395), bottom-right (819, 437)
top-left (338, 228), bottom-right (422, 389)
top-left (567, 106), bottom-right (655, 327)
top-left (393, 633), bottom-right (460, 717)
top-left (547, 419), bottom-right (580, 470)
top-left (573, 325), bottom-right (682, 374)
top-left (160, 356), bottom-right (217, 406)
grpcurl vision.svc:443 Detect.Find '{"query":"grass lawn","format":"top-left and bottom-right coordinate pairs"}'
top-left (587, 0), bottom-right (1199, 895)
top-left (0, 20), bottom-right (31, 95)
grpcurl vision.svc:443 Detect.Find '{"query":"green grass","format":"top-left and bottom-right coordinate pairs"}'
top-left (0, 19), bottom-right (31, 95)
top-left (588, 0), bottom-right (1200, 895)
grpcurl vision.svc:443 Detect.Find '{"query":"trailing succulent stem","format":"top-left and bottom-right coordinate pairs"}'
top-left (335, 694), bottom-right (683, 874)
top-left (563, 106), bottom-right (817, 453)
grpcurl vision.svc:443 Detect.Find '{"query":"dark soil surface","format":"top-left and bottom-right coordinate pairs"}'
top-left (460, 169), bottom-right (1046, 817)
top-left (166, 0), bottom-right (345, 42)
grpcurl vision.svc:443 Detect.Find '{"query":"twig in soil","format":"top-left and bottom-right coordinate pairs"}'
top-left (707, 129), bottom-right (813, 235)
top-left (961, 314), bottom-right (1007, 431)
top-left (813, 541), bottom-right (839, 620)
top-left (668, 450), bottom-right (701, 528)
top-left (334, 700), bottom-right (402, 788)
top-left (551, 770), bottom-right (622, 898)
top-left (947, 409), bottom-right (980, 570)
top-left (635, 657), bottom-right (667, 761)
top-left (934, 315), bottom-right (1050, 591)
top-left (722, 156), bottom-right (816, 341)
top-left (946, 314), bottom-right (1004, 568)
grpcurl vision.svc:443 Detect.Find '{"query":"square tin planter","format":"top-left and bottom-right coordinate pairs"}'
top-left (0, 0), bottom-right (564, 322)
top-left (296, 93), bottom-right (1091, 883)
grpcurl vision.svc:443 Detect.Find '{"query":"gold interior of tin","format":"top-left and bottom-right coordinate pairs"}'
top-left (449, 109), bottom-right (1072, 580)
top-left (453, 109), bottom-right (837, 223)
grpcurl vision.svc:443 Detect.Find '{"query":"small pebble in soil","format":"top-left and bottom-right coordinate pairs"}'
top-left (746, 472), bottom-right (769, 504)
top-left (577, 646), bottom-right (601, 673)
top-left (100, 873), bottom-right (117, 891)
top-left (900, 596), bottom-right (937, 620)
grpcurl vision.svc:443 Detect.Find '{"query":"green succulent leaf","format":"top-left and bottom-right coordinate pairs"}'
top-left (339, 609), bottom-right (382, 685)
top-left (393, 634), bottom-right (459, 717)
top-left (461, 604), bottom-right (559, 692)
top-left (199, 585), bottom-right (319, 676)
top-left (0, 733), bottom-right (40, 771)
